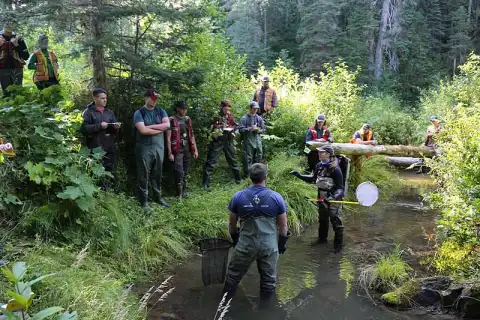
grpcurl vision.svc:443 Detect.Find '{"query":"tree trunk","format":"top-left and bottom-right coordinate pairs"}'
top-left (307, 142), bottom-right (435, 157)
top-left (263, 8), bottom-right (267, 57)
top-left (91, 0), bottom-right (107, 89)
top-left (468, 0), bottom-right (473, 25)
top-left (385, 157), bottom-right (423, 167)
top-left (374, 0), bottom-right (390, 79)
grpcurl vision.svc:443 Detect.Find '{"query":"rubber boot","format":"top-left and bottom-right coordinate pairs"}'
top-left (176, 183), bottom-right (183, 199)
top-left (317, 220), bottom-right (329, 244)
top-left (259, 290), bottom-right (276, 309)
top-left (233, 171), bottom-right (241, 184)
top-left (222, 280), bottom-right (238, 301)
top-left (202, 174), bottom-right (210, 191)
top-left (182, 181), bottom-right (189, 198)
top-left (333, 227), bottom-right (344, 253)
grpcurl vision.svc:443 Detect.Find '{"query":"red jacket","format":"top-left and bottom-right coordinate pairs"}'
top-left (170, 116), bottom-right (196, 154)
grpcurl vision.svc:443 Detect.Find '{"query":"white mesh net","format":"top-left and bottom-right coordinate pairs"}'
top-left (355, 181), bottom-right (379, 207)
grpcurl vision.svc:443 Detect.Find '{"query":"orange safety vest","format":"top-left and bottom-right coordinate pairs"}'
top-left (255, 87), bottom-right (275, 112)
top-left (350, 130), bottom-right (373, 143)
top-left (33, 50), bottom-right (59, 83)
top-left (309, 125), bottom-right (330, 141)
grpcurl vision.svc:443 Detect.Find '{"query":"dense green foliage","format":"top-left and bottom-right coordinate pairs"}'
top-left (226, 0), bottom-right (478, 102)
top-left (420, 54), bottom-right (480, 276)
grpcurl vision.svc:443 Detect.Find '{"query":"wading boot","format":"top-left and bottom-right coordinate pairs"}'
top-left (182, 181), bottom-right (189, 198)
top-left (222, 281), bottom-right (238, 301)
top-left (333, 228), bottom-right (344, 254)
top-left (202, 175), bottom-right (210, 191)
top-left (176, 183), bottom-right (183, 199)
top-left (259, 290), bottom-right (276, 309)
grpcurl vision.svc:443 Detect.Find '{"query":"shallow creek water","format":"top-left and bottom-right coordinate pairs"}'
top-left (146, 173), bottom-right (458, 320)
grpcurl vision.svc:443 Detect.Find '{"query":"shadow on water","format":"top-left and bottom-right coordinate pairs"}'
top-left (145, 172), bottom-right (458, 320)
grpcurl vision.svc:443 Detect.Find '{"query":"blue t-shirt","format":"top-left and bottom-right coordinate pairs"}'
top-left (228, 185), bottom-right (287, 218)
top-left (133, 106), bottom-right (168, 146)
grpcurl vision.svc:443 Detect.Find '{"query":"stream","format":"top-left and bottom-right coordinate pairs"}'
top-left (146, 173), bottom-right (458, 320)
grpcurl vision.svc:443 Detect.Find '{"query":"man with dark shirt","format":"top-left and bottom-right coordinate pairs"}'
top-left (290, 146), bottom-right (345, 252)
top-left (80, 88), bottom-right (120, 190)
top-left (0, 21), bottom-right (29, 97)
top-left (223, 163), bottom-right (290, 305)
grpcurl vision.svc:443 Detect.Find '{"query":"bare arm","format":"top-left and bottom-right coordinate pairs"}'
top-left (135, 122), bottom-right (162, 136)
top-left (148, 117), bottom-right (170, 131)
top-left (276, 213), bottom-right (287, 236)
top-left (166, 127), bottom-right (172, 154)
top-left (228, 210), bottom-right (238, 234)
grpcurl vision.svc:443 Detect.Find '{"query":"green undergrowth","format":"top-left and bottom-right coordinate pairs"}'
top-left (380, 278), bottom-right (420, 306)
top-left (359, 246), bottom-right (413, 295)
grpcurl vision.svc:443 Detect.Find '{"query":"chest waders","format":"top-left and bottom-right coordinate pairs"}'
top-left (223, 189), bottom-right (279, 302)
top-left (242, 116), bottom-right (263, 175)
top-left (135, 108), bottom-right (166, 207)
top-left (316, 167), bottom-right (343, 251)
top-left (202, 131), bottom-right (241, 189)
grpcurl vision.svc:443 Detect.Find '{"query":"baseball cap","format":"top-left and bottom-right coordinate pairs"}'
top-left (145, 88), bottom-right (159, 99)
top-left (261, 76), bottom-right (270, 82)
top-left (250, 101), bottom-right (260, 109)
top-left (316, 145), bottom-right (334, 155)
top-left (430, 116), bottom-right (438, 121)
top-left (363, 124), bottom-right (371, 130)
top-left (316, 114), bottom-right (326, 122)
top-left (175, 101), bottom-right (188, 109)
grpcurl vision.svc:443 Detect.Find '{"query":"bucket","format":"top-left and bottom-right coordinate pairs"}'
top-left (199, 238), bottom-right (231, 286)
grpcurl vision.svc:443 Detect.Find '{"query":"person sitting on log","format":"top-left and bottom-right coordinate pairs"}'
top-left (305, 114), bottom-right (333, 171)
top-left (350, 124), bottom-right (377, 145)
top-left (417, 116), bottom-right (442, 174)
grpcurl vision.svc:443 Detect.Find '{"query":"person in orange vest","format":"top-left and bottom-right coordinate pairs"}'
top-left (253, 76), bottom-right (278, 118)
top-left (350, 124), bottom-right (377, 145)
top-left (166, 101), bottom-right (198, 198)
top-left (305, 114), bottom-right (333, 171)
top-left (0, 20), bottom-right (29, 97)
top-left (27, 35), bottom-right (59, 90)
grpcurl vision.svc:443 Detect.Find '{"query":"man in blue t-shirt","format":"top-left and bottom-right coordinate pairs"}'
top-left (133, 89), bottom-right (170, 209)
top-left (223, 163), bottom-right (290, 305)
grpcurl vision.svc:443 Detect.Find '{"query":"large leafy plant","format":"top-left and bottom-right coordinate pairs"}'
top-left (0, 262), bottom-right (77, 320)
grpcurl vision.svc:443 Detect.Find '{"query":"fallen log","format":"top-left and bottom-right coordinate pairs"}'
top-left (307, 141), bottom-right (435, 158)
top-left (385, 157), bottom-right (422, 167)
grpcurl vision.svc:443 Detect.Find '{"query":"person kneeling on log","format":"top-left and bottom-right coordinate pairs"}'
top-left (305, 114), bottom-right (333, 171)
top-left (350, 124), bottom-right (377, 145)
top-left (290, 146), bottom-right (344, 253)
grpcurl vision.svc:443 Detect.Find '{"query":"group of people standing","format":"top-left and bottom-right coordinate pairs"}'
top-left (80, 76), bottom-right (278, 210)
top-left (0, 22), bottom-right (60, 96)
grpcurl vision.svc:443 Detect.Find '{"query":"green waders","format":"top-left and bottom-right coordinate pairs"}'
top-left (202, 135), bottom-right (241, 188)
top-left (136, 144), bottom-right (165, 206)
top-left (223, 215), bottom-right (278, 301)
top-left (242, 132), bottom-right (263, 176)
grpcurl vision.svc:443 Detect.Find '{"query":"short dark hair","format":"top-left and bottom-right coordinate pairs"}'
top-left (174, 101), bottom-right (187, 109)
top-left (92, 88), bottom-right (107, 97)
top-left (249, 163), bottom-right (268, 184)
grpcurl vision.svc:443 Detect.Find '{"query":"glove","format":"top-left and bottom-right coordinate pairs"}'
top-left (278, 231), bottom-right (291, 254)
top-left (230, 228), bottom-right (240, 247)
top-left (289, 170), bottom-right (300, 177)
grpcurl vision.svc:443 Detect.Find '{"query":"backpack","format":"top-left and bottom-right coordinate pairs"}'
top-left (336, 155), bottom-right (350, 196)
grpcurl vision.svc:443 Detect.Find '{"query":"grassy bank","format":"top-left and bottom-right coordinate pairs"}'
top-left (1, 152), bottom-right (403, 319)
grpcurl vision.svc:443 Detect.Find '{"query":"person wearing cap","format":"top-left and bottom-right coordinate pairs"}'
top-left (424, 116), bottom-right (442, 148)
top-left (0, 20), bottom-right (29, 97)
top-left (27, 34), bottom-right (59, 90)
top-left (290, 145), bottom-right (345, 252)
top-left (223, 163), bottom-right (289, 305)
top-left (239, 101), bottom-right (266, 176)
top-left (133, 89), bottom-right (170, 209)
top-left (202, 100), bottom-right (242, 190)
top-left (305, 114), bottom-right (334, 171)
top-left (80, 88), bottom-right (120, 190)
top-left (253, 76), bottom-right (278, 116)
top-left (166, 101), bottom-right (198, 198)
top-left (350, 124), bottom-right (377, 145)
